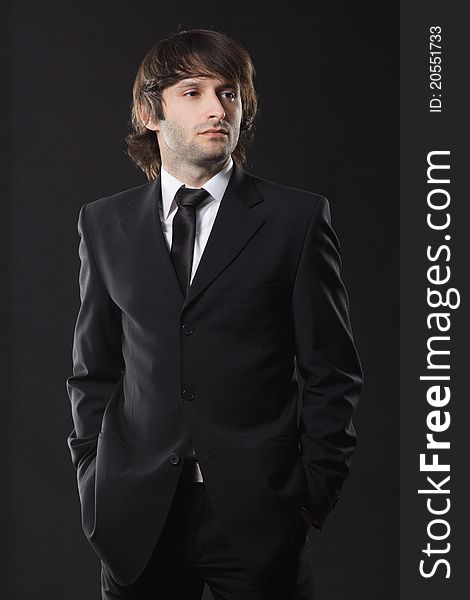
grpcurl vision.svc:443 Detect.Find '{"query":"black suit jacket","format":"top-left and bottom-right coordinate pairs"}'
top-left (66, 163), bottom-right (363, 586)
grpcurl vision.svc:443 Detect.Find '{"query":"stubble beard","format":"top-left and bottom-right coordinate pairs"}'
top-left (159, 119), bottom-right (240, 170)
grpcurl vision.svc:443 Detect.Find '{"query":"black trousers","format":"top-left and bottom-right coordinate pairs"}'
top-left (101, 461), bottom-right (315, 599)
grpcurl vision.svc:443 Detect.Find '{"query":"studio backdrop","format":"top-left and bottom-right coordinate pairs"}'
top-left (3, 1), bottom-right (398, 598)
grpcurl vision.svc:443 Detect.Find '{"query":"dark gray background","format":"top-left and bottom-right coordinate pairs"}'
top-left (400, 3), bottom-right (468, 599)
top-left (3, 1), bottom-right (398, 598)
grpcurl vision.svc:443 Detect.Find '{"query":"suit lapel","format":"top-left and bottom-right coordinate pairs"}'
top-left (119, 175), bottom-right (185, 307)
top-left (119, 163), bottom-right (267, 310)
top-left (184, 164), bottom-right (267, 309)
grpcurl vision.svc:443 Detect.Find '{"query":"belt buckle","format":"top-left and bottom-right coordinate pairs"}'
top-left (193, 461), bottom-right (203, 483)
top-left (184, 459), bottom-right (204, 483)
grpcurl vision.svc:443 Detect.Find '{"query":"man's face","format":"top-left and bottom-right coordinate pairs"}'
top-left (151, 74), bottom-right (242, 170)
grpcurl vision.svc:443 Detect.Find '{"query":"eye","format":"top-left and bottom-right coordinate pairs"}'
top-left (182, 90), bottom-right (237, 100)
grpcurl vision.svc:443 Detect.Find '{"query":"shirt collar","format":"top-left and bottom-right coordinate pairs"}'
top-left (160, 156), bottom-right (234, 220)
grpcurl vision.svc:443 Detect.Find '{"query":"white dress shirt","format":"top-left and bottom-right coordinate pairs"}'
top-left (158, 157), bottom-right (234, 476)
top-left (159, 156), bottom-right (234, 285)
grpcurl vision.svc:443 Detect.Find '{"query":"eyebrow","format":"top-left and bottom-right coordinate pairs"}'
top-left (175, 79), bottom-right (239, 90)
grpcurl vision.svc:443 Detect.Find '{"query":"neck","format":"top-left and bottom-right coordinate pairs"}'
top-left (161, 157), bottom-right (231, 188)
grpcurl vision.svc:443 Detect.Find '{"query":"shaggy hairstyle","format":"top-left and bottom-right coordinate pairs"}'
top-left (126, 29), bottom-right (258, 180)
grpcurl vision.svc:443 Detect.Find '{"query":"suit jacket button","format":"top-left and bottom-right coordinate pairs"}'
top-left (169, 452), bottom-right (180, 465)
top-left (182, 324), bottom-right (195, 335)
top-left (181, 387), bottom-right (195, 401)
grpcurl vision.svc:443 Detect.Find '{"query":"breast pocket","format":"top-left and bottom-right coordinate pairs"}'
top-left (223, 281), bottom-right (285, 306)
top-left (223, 282), bottom-right (290, 348)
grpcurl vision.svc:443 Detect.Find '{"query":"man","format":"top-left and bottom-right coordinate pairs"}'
top-left (66, 28), bottom-right (363, 599)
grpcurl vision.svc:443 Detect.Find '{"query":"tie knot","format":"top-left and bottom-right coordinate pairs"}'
top-left (174, 186), bottom-right (210, 209)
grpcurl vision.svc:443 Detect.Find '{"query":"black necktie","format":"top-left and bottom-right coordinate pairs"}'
top-left (170, 186), bottom-right (210, 295)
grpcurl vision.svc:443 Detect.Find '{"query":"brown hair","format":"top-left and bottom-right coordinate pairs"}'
top-left (126, 29), bottom-right (258, 180)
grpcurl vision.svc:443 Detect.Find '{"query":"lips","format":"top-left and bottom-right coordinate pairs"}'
top-left (200, 128), bottom-right (228, 135)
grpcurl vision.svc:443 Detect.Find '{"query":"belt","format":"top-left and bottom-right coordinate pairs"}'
top-left (182, 458), bottom-right (204, 483)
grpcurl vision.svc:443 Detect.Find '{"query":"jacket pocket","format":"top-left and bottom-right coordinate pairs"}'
top-left (224, 282), bottom-right (284, 305)
top-left (264, 436), bottom-right (305, 500)
top-left (265, 436), bottom-right (301, 464)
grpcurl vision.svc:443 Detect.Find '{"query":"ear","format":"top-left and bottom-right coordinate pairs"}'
top-left (136, 101), bottom-right (159, 131)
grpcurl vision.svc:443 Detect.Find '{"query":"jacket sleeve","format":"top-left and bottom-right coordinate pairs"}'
top-left (65, 203), bottom-right (124, 471)
top-left (292, 196), bottom-right (364, 529)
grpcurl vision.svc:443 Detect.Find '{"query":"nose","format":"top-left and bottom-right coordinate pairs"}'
top-left (204, 91), bottom-right (226, 121)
